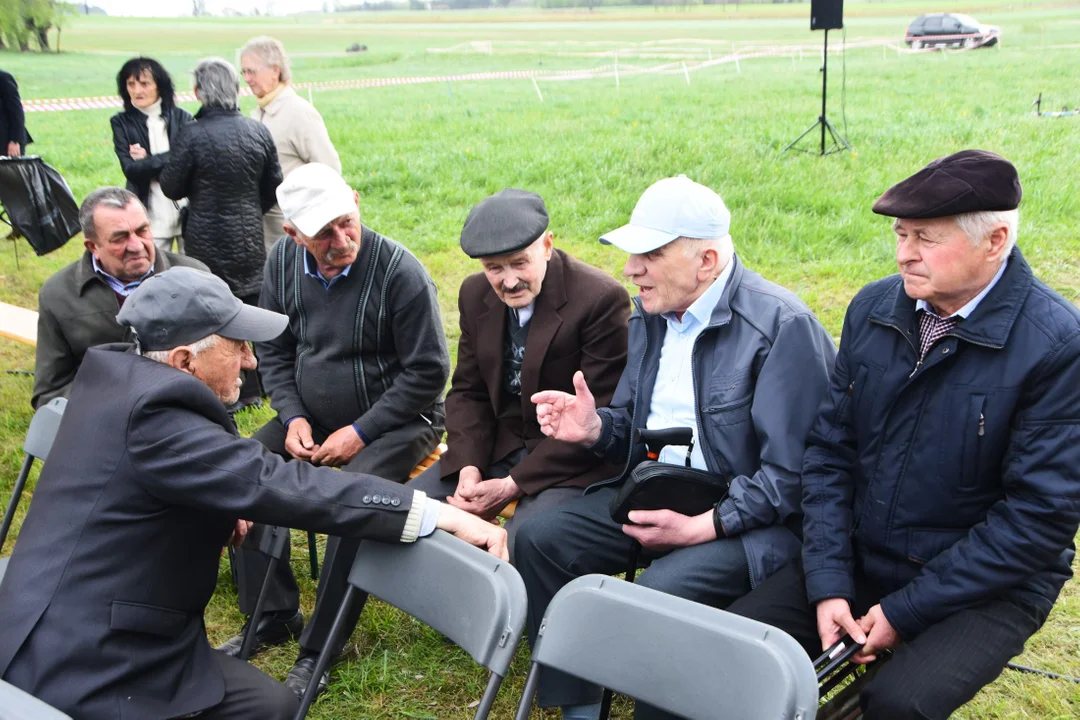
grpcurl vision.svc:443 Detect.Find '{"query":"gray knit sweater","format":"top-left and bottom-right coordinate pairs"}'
top-left (256, 227), bottom-right (449, 440)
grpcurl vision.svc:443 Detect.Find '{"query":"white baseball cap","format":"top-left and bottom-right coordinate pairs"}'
top-left (600, 175), bottom-right (731, 254)
top-left (276, 163), bottom-right (358, 237)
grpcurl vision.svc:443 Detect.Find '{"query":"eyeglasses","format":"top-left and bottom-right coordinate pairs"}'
top-left (240, 66), bottom-right (265, 77)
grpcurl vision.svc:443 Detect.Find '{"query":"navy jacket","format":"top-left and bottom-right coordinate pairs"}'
top-left (802, 248), bottom-right (1080, 640)
top-left (588, 256), bottom-right (836, 587)
top-left (0, 345), bottom-right (413, 719)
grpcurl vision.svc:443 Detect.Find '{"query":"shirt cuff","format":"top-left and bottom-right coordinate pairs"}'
top-left (351, 423), bottom-right (371, 445)
top-left (400, 491), bottom-right (428, 543)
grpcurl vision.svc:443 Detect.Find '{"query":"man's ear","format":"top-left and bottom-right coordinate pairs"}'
top-left (698, 246), bottom-right (721, 280)
top-left (542, 231), bottom-right (554, 260)
top-left (283, 223), bottom-right (302, 247)
top-left (83, 237), bottom-right (97, 255)
top-left (985, 224), bottom-right (1010, 264)
top-left (166, 346), bottom-right (196, 376)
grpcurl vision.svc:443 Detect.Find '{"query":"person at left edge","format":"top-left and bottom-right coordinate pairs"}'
top-left (0, 69), bottom-right (32, 157)
top-left (219, 162), bottom-right (451, 700)
top-left (0, 266), bottom-right (506, 720)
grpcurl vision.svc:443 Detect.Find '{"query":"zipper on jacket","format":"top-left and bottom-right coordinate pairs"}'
top-left (978, 413), bottom-right (985, 437)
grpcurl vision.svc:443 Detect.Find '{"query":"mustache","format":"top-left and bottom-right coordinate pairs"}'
top-left (325, 241), bottom-right (359, 261)
top-left (500, 282), bottom-right (529, 294)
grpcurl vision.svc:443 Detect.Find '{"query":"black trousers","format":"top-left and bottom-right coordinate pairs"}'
top-left (722, 561), bottom-right (1046, 720)
top-left (514, 487), bottom-right (753, 709)
top-left (404, 448), bottom-right (583, 561)
top-left (191, 651), bottom-right (298, 719)
top-left (230, 414), bottom-right (439, 658)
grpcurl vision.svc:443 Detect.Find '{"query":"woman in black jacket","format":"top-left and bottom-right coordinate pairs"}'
top-left (160, 57), bottom-right (282, 303)
top-left (160, 57), bottom-right (282, 409)
top-left (110, 57), bottom-right (193, 253)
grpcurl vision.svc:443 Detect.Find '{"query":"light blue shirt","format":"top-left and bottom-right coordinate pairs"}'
top-left (916, 258), bottom-right (1009, 319)
top-left (303, 249), bottom-right (352, 291)
top-left (91, 256), bottom-right (153, 297)
top-left (644, 260), bottom-right (735, 469)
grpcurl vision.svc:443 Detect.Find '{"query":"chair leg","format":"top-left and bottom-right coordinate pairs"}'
top-left (514, 664), bottom-right (541, 720)
top-left (0, 455), bottom-right (34, 549)
top-left (295, 584), bottom-right (357, 720)
top-left (473, 671), bottom-right (503, 720)
top-left (239, 555), bottom-right (279, 661)
top-left (307, 531), bottom-right (319, 580)
top-left (599, 688), bottom-right (613, 720)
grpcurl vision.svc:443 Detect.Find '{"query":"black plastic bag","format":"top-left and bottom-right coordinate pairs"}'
top-left (0, 155), bottom-right (80, 256)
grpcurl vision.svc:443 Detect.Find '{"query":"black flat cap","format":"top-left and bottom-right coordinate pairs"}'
top-left (872, 149), bottom-right (1022, 219)
top-left (460, 189), bottom-right (549, 258)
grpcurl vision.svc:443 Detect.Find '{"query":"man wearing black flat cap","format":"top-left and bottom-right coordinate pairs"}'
top-left (0, 267), bottom-right (506, 720)
top-left (409, 188), bottom-right (630, 556)
top-left (726, 150), bottom-right (1080, 719)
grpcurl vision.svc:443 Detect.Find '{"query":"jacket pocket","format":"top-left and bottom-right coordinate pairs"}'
top-left (906, 527), bottom-right (968, 565)
top-left (110, 600), bottom-right (189, 638)
top-left (958, 394), bottom-right (986, 492)
top-left (703, 371), bottom-right (753, 426)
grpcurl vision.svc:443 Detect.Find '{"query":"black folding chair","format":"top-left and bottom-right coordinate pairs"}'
top-left (515, 574), bottom-right (819, 720)
top-left (235, 524), bottom-right (292, 661)
top-left (295, 530), bottom-right (527, 719)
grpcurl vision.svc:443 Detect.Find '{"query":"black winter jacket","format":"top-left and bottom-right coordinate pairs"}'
top-left (801, 248), bottom-right (1080, 641)
top-left (109, 105), bottom-right (194, 208)
top-left (160, 106), bottom-right (282, 297)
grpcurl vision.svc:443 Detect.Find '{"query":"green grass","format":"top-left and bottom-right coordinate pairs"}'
top-left (3, 3), bottom-right (1080, 717)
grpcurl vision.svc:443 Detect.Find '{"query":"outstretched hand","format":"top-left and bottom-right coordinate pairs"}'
top-left (531, 371), bottom-right (603, 446)
top-left (434, 502), bottom-right (509, 562)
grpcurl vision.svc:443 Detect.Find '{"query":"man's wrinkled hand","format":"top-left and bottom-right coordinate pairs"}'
top-left (435, 503), bottom-right (509, 562)
top-left (621, 509), bottom-right (717, 551)
top-left (854, 604), bottom-right (899, 663)
top-left (447, 475), bottom-right (522, 519)
top-left (531, 371), bottom-right (603, 446)
top-left (7, 141), bottom-right (21, 157)
top-left (284, 417), bottom-right (320, 461)
top-left (311, 425), bottom-right (364, 467)
top-left (816, 597), bottom-right (866, 653)
top-left (227, 519), bottom-right (253, 547)
top-left (128, 143), bottom-right (147, 160)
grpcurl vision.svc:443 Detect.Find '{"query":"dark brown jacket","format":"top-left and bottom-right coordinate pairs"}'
top-left (442, 249), bottom-right (630, 495)
top-left (32, 249), bottom-right (208, 409)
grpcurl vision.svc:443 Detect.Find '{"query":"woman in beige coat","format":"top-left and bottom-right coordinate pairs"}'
top-left (240, 36), bottom-right (342, 251)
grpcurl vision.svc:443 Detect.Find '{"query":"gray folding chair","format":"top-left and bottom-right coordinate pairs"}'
top-left (235, 524), bottom-right (292, 661)
top-left (515, 574), bottom-right (820, 720)
top-left (0, 679), bottom-right (73, 719)
top-left (0, 397), bottom-right (67, 551)
top-left (295, 529), bottom-right (527, 720)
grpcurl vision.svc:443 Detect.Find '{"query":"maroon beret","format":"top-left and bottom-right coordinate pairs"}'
top-left (872, 149), bottom-right (1022, 219)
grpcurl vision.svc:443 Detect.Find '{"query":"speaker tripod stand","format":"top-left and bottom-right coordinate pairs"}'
top-left (784, 28), bottom-right (852, 156)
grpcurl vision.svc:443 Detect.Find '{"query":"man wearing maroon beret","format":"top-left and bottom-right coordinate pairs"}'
top-left (725, 150), bottom-right (1080, 719)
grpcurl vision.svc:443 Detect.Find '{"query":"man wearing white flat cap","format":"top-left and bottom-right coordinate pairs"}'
top-left (221, 163), bottom-right (451, 698)
top-left (517, 176), bottom-right (837, 720)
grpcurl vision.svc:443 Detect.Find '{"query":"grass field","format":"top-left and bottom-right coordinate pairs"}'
top-left (2, 2), bottom-right (1080, 717)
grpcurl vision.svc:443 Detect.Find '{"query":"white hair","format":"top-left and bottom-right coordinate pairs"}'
top-left (240, 36), bottom-right (291, 84)
top-left (678, 234), bottom-right (735, 270)
top-left (954, 209), bottom-right (1018, 259)
top-left (141, 334), bottom-right (220, 364)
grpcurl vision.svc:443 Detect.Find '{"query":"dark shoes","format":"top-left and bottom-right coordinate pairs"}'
top-left (216, 610), bottom-right (304, 659)
top-left (284, 653), bottom-right (332, 700)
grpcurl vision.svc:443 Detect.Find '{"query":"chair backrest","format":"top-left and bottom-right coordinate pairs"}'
top-left (528, 575), bottom-right (819, 720)
top-left (23, 397), bottom-right (67, 460)
top-left (242, 523), bottom-right (290, 559)
top-left (347, 529), bottom-right (526, 676)
top-left (0, 679), bottom-right (73, 719)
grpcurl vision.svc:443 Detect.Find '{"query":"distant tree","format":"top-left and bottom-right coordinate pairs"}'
top-left (192, 0), bottom-right (207, 16)
top-left (0, 0), bottom-right (72, 52)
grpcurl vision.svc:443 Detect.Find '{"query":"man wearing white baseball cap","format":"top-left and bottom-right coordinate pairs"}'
top-left (221, 163), bottom-right (451, 699)
top-left (519, 176), bottom-right (837, 719)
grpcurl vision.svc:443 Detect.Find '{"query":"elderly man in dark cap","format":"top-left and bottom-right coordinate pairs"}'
top-left (0, 267), bottom-right (506, 720)
top-left (725, 149), bottom-right (1080, 720)
top-left (409, 188), bottom-right (630, 555)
